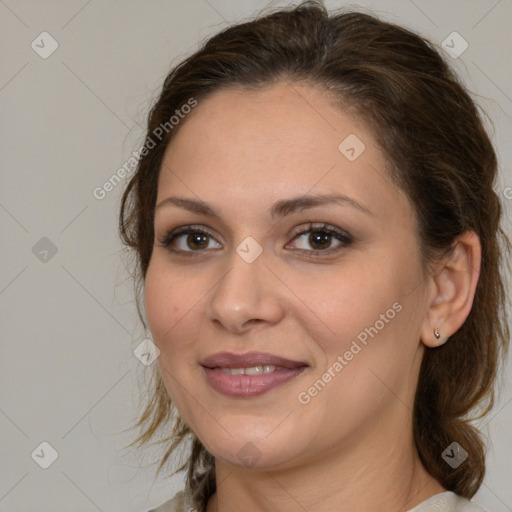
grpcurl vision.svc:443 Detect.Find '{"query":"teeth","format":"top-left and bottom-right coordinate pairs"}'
top-left (219, 365), bottom-right (277, 375)
top-left (245, 366), bottom-right (263, 375)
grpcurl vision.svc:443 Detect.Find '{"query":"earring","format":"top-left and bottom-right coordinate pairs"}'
top-left (434, 328), bottom-right (441, 339)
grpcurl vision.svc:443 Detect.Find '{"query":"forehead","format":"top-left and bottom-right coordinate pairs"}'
top-left (157, 82), bottom-right (412, 229)
top-left (165, 83), bottom-right (361, 164)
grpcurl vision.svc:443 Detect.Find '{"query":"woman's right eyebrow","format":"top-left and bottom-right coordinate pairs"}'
top-left (155, 193), bottom-right (374, 219)
top-left (155, 196), bottom-right (219, 218)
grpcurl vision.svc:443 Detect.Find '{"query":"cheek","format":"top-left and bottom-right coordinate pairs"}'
top-left (294, 253), bottom-right (421, 377)
top-left (144, 269), bottom-right (168, 342)
top-left (144, 261), bottom-right (188, 349)
top-left (291, 261), bottom-right (397, 344)
top-left (143, 261), bottom-right (205, 407)
top-left (144, 257), bottom-right (214, 366)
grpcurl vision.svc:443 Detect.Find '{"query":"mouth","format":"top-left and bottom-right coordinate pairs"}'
top-left (200, 351), bottom-right (309, 398)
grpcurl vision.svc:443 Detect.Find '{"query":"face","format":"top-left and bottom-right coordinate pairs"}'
top-left (144, 82), bottom-right (430, 471)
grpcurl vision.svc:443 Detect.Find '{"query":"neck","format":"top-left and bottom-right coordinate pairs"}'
top-left (205, 414), bottom-right (445, 512)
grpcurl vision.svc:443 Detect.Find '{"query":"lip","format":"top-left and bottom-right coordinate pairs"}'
top-left (201, 351), bottom-right (308, 369)
top-left (201, 351), bottom-right (309, 398)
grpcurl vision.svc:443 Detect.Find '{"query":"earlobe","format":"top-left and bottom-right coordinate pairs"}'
top-left (421, 231), bottom-right (481, 348)
top-left (430, 326), bottom-right (449, 347)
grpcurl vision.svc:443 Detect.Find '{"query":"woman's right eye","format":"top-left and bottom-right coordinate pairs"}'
top-left (160, 226), bottom-right (222, 254)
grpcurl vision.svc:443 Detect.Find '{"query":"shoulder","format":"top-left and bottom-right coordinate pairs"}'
top-left (147, 467), bottom-right (214, 512)
top-left (408, 491), bottom-right (489, 512)
top-left (147, 489), bottom-right (196, 512)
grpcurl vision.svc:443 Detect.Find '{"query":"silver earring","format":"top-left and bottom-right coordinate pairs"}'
top-left (434, 328), bottom-right (441, 339)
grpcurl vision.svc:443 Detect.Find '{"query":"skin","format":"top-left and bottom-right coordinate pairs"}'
top-left (144, 82), bottom-right (481, 512)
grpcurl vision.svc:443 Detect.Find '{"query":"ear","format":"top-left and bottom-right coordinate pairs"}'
top-left (420, 231), bottom-right (481, 348)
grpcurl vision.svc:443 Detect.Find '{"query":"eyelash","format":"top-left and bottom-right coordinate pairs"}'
top-left (158, 223), bottom-right (353, 258)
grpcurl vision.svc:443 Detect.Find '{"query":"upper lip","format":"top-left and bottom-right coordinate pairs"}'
top-left (201, 351), bottom-right (308, 369)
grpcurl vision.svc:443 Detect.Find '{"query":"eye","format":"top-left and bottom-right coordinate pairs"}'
top-left (159, 226), bottom-right (221, 253)
top-left (158, 222), bottom-right (353, 257)
top-left (287, 223), bottom-right (353, 255)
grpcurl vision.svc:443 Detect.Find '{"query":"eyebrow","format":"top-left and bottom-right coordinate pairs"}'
top-left (155, 193), bottom-right (374, 219)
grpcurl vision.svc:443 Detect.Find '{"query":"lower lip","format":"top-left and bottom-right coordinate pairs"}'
top-left (202, 367), bottom-right (307, 398)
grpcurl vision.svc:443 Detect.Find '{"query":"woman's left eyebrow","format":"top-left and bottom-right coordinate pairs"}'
top-left (155, 193), bottom-right (374, 218)
top-left (270, 193), bottom-right (374, 218)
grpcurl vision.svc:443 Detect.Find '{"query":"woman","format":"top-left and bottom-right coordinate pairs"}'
top-left (119, 2), bottom-right (510, 511)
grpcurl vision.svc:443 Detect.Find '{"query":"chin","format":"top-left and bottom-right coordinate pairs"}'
top-left (193, 418), bottom-right (305, 471)
top-left (208, 439), bottom-right (298, 471)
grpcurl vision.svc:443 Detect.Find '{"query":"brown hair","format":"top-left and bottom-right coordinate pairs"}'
top-left (119, 0), bottom-right (510, 500)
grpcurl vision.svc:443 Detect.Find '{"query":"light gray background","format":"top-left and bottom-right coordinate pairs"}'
top-left (1, 1), bottom-right (511, 511)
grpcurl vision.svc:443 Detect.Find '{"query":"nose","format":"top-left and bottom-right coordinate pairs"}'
top-left (207, 248), bottom-right (285, 334)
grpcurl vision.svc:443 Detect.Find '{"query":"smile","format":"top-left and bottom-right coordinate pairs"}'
top-left (218, 365), bottom-right (277, 375)
top-left (201, 351), bottom-right (309, 397)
